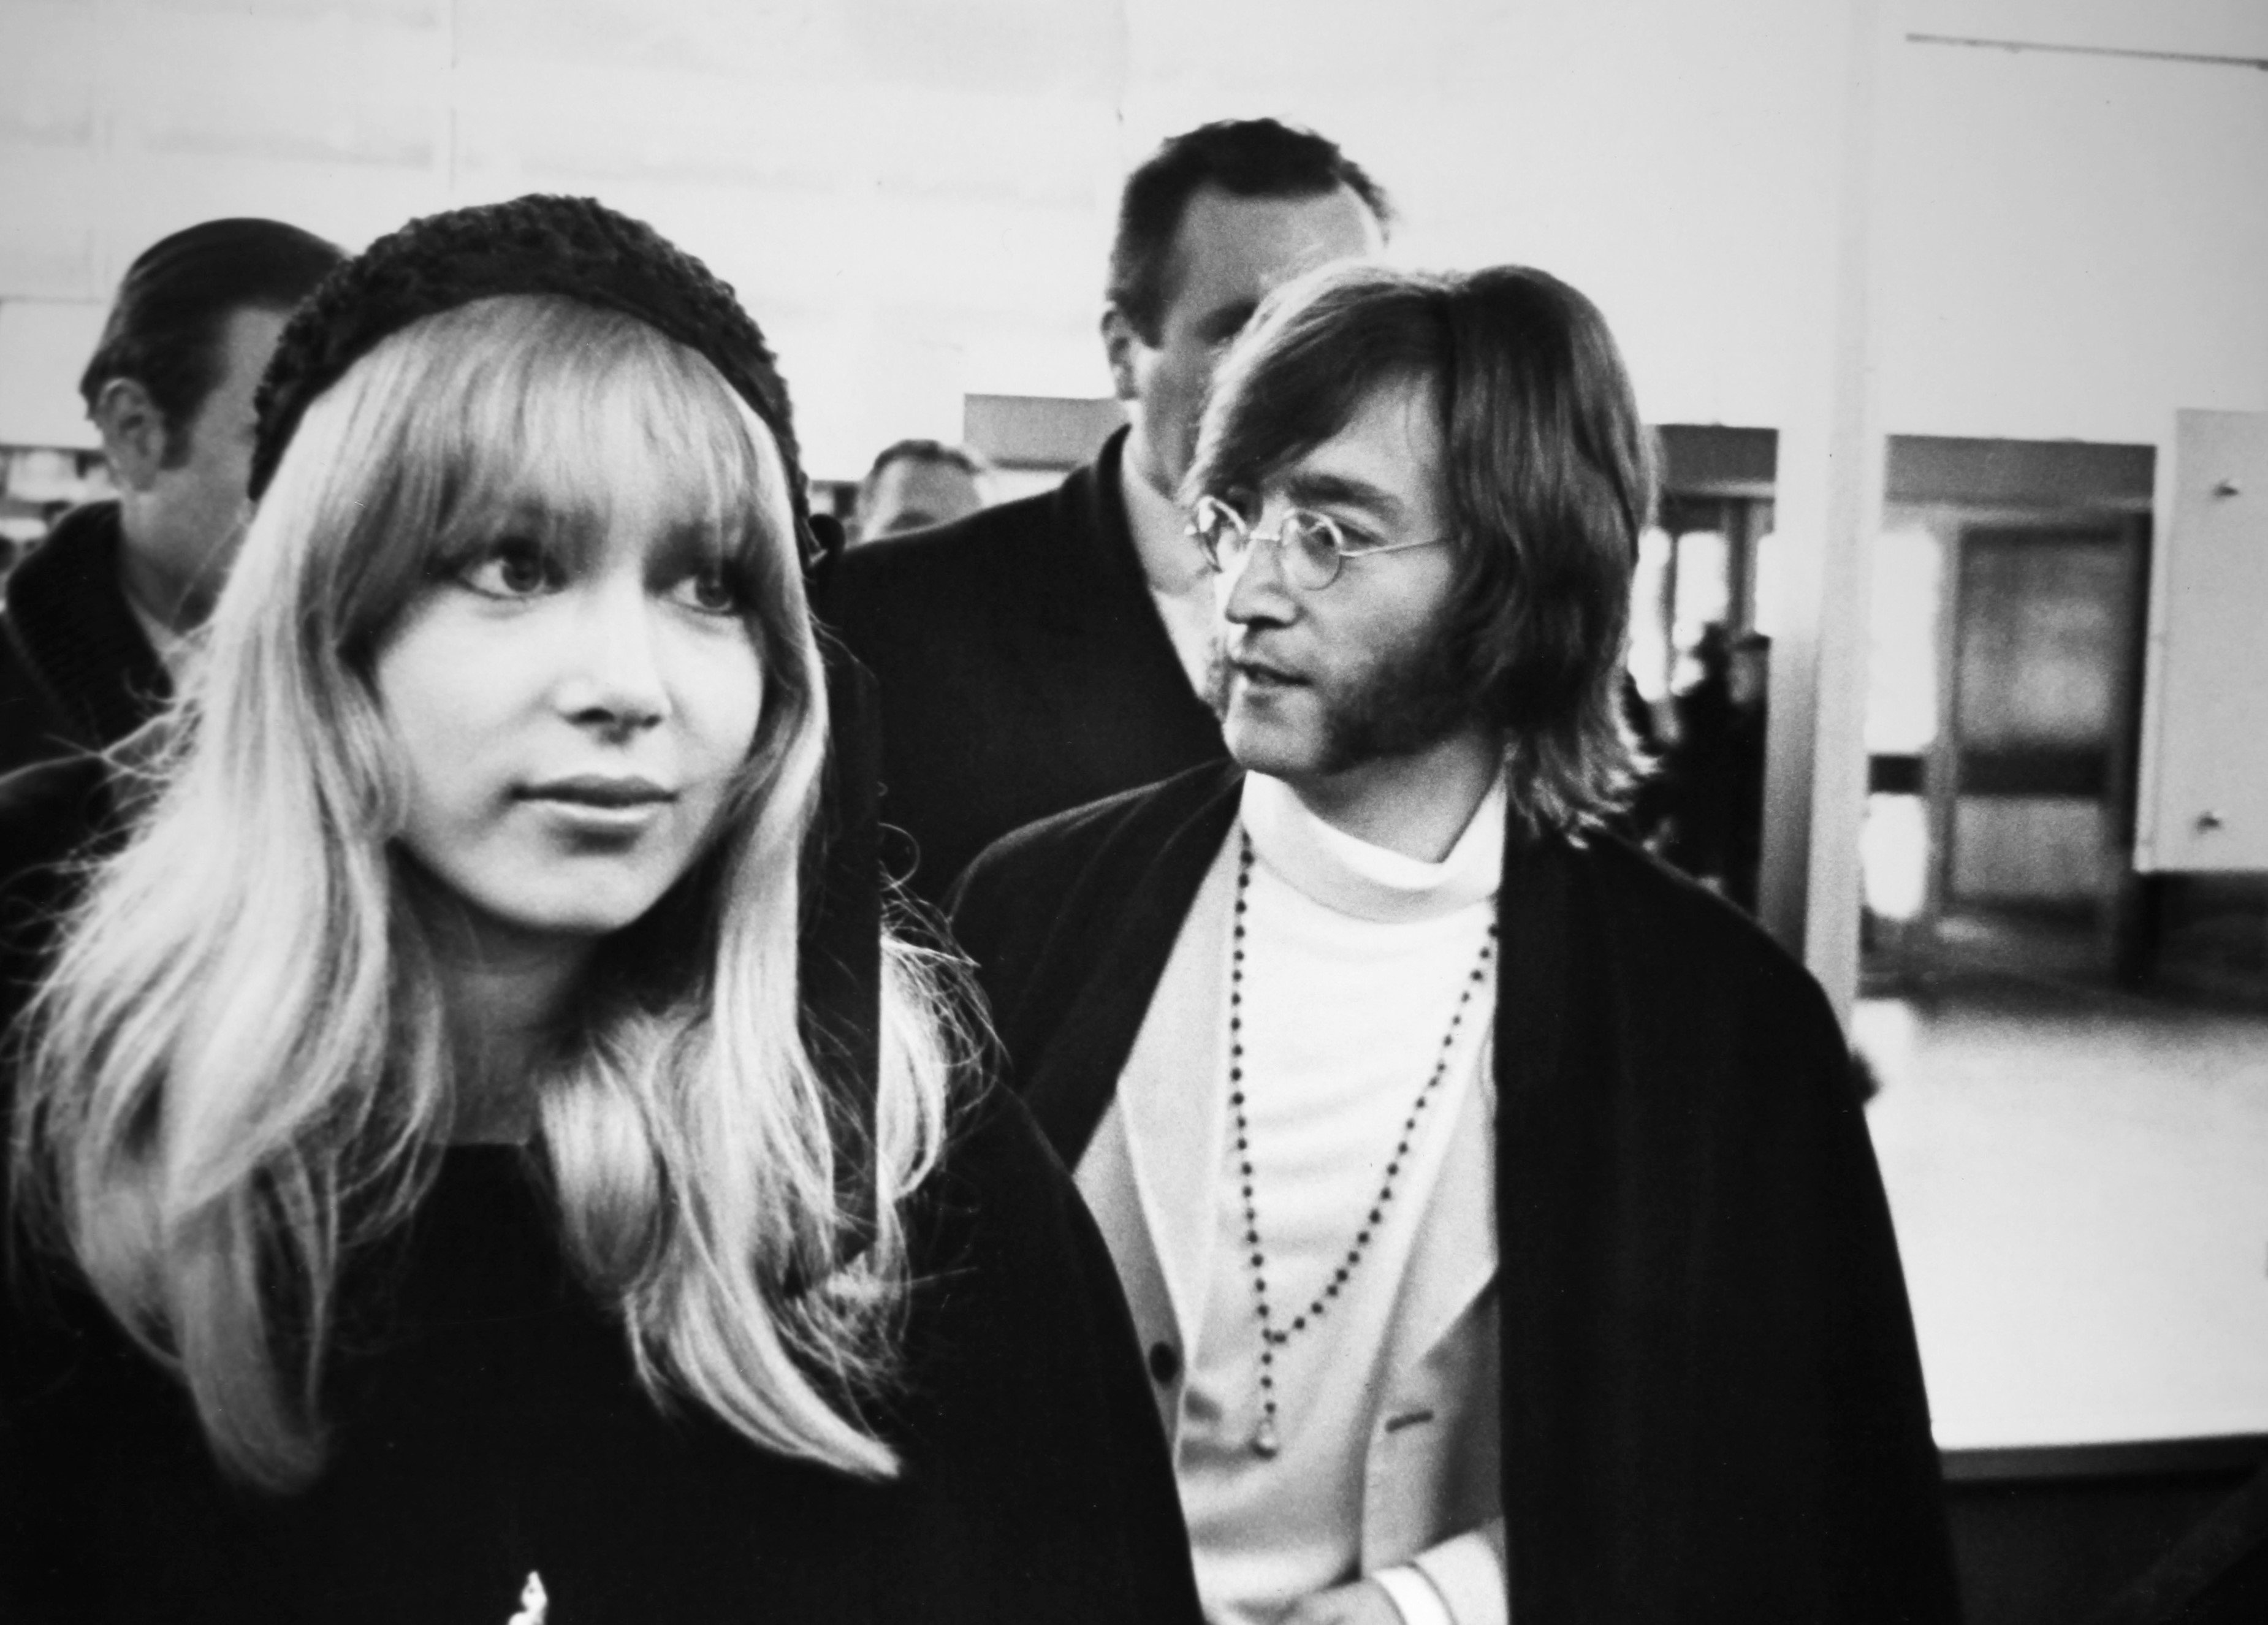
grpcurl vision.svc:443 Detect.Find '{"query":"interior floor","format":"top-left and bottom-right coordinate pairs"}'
top-left (1857, 944), bottom-right (2268, 1455)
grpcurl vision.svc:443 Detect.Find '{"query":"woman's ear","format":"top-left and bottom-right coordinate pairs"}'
top-left (91, 378), bottom-right (171, 492)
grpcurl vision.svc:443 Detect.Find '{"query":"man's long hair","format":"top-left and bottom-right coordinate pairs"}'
top-left (13, 295), bottom-right (956, 1488)
top-left (1190, 262), bottom-right (1657, 835)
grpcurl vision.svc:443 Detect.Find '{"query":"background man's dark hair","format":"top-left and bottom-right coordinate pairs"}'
top-left (1106, 119), bottom-right (1392, 343)
top-left (862, 437), bottom-right (987, 487)
top-left (79, 218), bottom-right (343, 454)
top-left (1192, 262), bottom-right (1658, 835)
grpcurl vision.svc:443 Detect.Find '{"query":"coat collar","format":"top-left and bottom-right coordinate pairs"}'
top-left (1106, 833), bottom-right (1499, 1372)
top-left (1067, 771), bottom-right (1508, 1370)
top-left (1027, 427), bottom-right (1159, 637)
top-left (1051, 775), bottom-right (1587, 1613)
top-left (1242, 771), bottom-right (1507, 924)
top-left (1, 501), bottom-right (171, 753)
top-left (1110, 839), bottom-right (1236, 1345)
top-left (1018, 762), bottom-right (1580, 1175)
top-left (1015, 761), bottom-right (1245, 1163)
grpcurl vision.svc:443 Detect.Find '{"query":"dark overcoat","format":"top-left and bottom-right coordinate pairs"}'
top-left (949, 761), bottom-right (1965, 1624)
top-left (0, 501), bottom-right (171, 779)
top-left (813, 428), bottom-right (1223, 904)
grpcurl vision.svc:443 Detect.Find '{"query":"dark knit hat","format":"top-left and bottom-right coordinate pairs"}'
top-left (248, 193), bottom-right (817, 558)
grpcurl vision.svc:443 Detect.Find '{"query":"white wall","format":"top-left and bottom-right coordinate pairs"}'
top-left (0, 0), bottom-right (1130, 472)
top-left (1881, 2), bottom-right (2268, 443)
top-left (1116, 0), bottom-right (1860, 432)
top-left (0, 0), bottom-right (2263, 474)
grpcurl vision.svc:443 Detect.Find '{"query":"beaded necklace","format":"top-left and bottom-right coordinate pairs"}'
top-left (1227, 831), bottom-right (1497, 1459)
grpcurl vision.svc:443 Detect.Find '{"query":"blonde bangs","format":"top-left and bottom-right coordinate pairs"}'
top-left (435, 310), bottom-right (778, 562)
top-left (267, 295), bottom-right (795, 671)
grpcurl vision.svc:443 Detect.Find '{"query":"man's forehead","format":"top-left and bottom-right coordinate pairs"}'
top-left (1266, 376), bottom-right (1445, 522)
top-left (193, 305), bottom-right (292, 438)
top-left (876, 457), bottom-right (967, 499)
top-left (1161, 183), bottom-right (1382, 322)
top-left (211, 306), bottom-right (290, 386)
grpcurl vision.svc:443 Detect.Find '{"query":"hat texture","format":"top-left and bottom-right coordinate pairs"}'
top-left (249, 193), bottom-right (814, 553)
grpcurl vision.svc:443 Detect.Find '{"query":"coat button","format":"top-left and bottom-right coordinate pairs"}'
top-left (1147, 1341), bottom-right (1181, 1384)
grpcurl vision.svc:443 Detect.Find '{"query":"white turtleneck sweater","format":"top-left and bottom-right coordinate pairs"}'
top-left (1171, 774), bottom-right (1505, 1625)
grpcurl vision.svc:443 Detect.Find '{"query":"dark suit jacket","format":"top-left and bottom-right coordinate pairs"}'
top-left (813, 428), bottom-right (1223, 904)
top-left (0, 502), bottom-right (169, 778)
top-left (949, 762), bottom-right (1964, 1624)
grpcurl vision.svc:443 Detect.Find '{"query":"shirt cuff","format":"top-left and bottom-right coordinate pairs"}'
top-left (1372, 1564), bottom-right (1454, 1625)
top-left (1410, 1523), bottom-right (1509, 1625)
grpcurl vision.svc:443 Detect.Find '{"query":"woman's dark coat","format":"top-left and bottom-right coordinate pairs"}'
top-left (949, 761), bottom-right (1965, 1624)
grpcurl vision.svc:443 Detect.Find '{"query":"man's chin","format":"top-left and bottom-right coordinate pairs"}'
top-left (1227, 687), bottom-right (1485, 787)
top-left (1222, 707), bottom-right (1326, 782)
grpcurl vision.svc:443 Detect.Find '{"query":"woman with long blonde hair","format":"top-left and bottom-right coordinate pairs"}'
top-left (0, 195), bottom-right (1199, 1625)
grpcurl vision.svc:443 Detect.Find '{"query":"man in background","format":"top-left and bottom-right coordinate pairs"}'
top-left (1661, 622), bottom-right (1771, 910)
top-left (818, 119), bottom-right (1388, 900)
top-left (0, 218), bottom-right (342, 775)
top-left (854, 438), bottom-right (989, 541)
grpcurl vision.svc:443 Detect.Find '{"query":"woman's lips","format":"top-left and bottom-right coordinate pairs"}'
top-left (516, 775), bottom-right (677, 809)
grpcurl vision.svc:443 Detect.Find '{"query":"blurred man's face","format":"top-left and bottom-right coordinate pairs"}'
top-left (119, 304), bottom-right (289, 625)
top-left (1730, 643), bottom-right (1770, 710)
top-left (859, 456), bottom-right (984, 541)
top-left (1106, 183), bottom-right (1382, 501)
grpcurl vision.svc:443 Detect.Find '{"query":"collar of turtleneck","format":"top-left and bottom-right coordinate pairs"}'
top-left (1238, 770), bottom-right (1505, 926)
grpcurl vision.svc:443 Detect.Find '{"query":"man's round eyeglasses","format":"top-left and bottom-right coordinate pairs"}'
top-left (1185, 493), bottom-right (1446, 591)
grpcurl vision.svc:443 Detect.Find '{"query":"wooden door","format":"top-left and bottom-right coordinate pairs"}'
top-left (1940, 526), bottom-right (2141, 918)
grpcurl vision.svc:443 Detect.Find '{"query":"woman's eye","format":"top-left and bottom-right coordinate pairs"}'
top-left (458, 539), bottom-right (560, 599)
top-left (671, 568), bottom-right (745, 617)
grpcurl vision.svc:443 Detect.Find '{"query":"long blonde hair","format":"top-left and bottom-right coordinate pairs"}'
top-left (11, 295), bottom-right (956, 1487)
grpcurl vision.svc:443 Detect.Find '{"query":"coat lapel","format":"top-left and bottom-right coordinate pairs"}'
top-left (1013, 431), bottom-right (1221, 777)
top-left (2, 503), bottom-right (171, 752)
top-left (1106, 840), bottom-right (1238, 1351)
top-left (1060, 775), bottom-right (1505, 1375)
top-left (1382, 1047), bottom-right (1499, 1377)
top-left (1017, 767), bottom-right (1242, 1165)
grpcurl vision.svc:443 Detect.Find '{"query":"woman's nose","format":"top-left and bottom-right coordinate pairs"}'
top-left (561, 576), bottom-right (669, 734)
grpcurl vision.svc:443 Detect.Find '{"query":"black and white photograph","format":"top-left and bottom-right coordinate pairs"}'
top-left (1, 2), bottom-right (2264, 1621)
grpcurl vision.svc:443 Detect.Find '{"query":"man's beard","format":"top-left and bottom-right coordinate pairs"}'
top-left (1208, 626), bottom-right (1482, 776)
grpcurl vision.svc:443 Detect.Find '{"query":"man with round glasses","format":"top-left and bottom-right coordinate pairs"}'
top-left (1188, 494), bottom-right (1448, 588)
top-left (949, 264), bottom-right (1958, 1624)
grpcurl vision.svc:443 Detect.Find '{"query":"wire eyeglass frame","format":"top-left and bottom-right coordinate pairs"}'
top-left (1187, 492), bottom-right (1447, 590)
